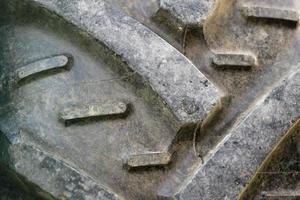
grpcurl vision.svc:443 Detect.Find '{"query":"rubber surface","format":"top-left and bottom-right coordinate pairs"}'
top-left (0, 0), bottom-right (299, 199)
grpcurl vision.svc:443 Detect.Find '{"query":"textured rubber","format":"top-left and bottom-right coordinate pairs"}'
top-left (0, 0), bottom-right (299, 200)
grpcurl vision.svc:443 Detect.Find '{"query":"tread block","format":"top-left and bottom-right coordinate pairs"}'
top-left (9, 144), bottom-right (119, 200)
top-left (126, 152), bottom-right (171, 168)
top-left (160, 69), bottom-right (300, 199)
top-left (212, 53), bottom-right (257, 67)
top-left (241, 6), bottom-right (299, 22)
top-left (35, 0), bottom-right (223, 127)
top-left (60, 101), bottom-right (129, 122)
top-left (156, 0), bottom-right (215, 27)
top-left (15, 55), bottom-right (70, 81)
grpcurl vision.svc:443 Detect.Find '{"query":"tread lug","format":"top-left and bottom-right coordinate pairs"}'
top-left (6, 143), bottom-right (120, 200)
top-left (241, 6), bottom-right (299, 23)
top-left (155, 0), bottom-right (215, 28)
top-left (15, 55), bottom-right (70, 81)
top-left (59, 101), bottom-right (129, 122)
top-left (159, 69), bottom-right (300, 199)
top-left (35, 0), bottom-right (223, 127)
top-left (126, 152), bottom-right (171, 168)
top-left (261, 190), bottom-right (300, 198)
top-left (212, 53), bottom-right (257, 67)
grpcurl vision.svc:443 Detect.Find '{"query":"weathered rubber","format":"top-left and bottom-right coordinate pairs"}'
top-left (0, 0), bottom-right (299, 199)
top-left (0, 0), bottom-right (222, 199)
top-left (3, 142), bottom-right (120, 200)
top-left (33, 0), bottom-right (222, 126)
top-left (161, 69), bottom-right (300, 199)
top-left (155, 0), bottom-right (215, 28)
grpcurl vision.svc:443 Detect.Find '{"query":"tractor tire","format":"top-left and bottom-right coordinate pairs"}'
top-left (0, 0), bottom-right (299, 200)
